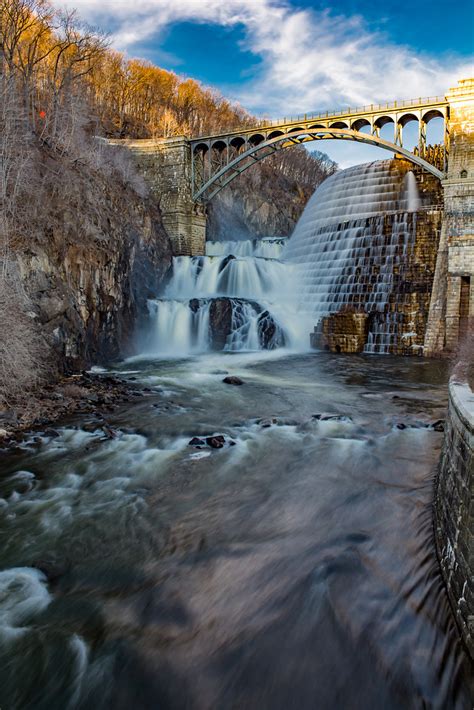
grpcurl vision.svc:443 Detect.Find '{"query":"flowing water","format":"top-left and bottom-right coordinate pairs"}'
top-left (285, 161), bottom-right (425, 353)
top-left (0, 352), bottom-right (472, 708)
top-left (141, 239), bottom-right (310, 357)
top-left (1, 160), bottom-right (472, 708)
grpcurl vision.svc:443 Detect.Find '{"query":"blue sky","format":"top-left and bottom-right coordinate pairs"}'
top-left (56, 0), bottom-right (473, 166)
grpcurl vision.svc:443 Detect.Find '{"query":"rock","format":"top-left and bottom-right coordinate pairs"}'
top-left (209, 298), bottom-right (234, 350)
top-left (258, 418), bottom-right (277, 428)
top-left (396, 422), bottom-right (407, 429)
top-left (218, 254), bottom-right (236, 273)
top-left (206, 435), bottom-right (225, 449)
top-left (432, 419), bottom-right (445, 432)
top-left (100, 425), bottom-right (118, 440)
top-left (223, 376), bottom-right (243, 386)
top-left (189, 298), bottom-right (201, 313)
top-left (312, 414), bottom-right (352, 422)
top-left (0, 428), bottom-right (8, 438)
top-left (43, 428), bottom-right (60, 438)
top-left (257, 311), bottom-right (286, 349)
top-left (188, 437), bottom-right (205, 446)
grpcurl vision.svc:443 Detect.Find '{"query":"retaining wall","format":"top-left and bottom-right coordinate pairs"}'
top-left (435, 364), bottom-right (474, 658)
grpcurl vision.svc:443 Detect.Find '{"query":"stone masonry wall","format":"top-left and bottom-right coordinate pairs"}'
top-left (425, 78), bottom-right (474, 354)
top-left (110, 138), bottom-right (207, 257)
top-left (435, 364), bottom-right (474, 659)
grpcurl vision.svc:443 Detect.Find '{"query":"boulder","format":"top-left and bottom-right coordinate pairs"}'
top-left (223, 376), bottom-right (243, 386)
top-left (188, 437), bottom-right (205, 446)
top-left (206, 435), bottom-right (225, 449)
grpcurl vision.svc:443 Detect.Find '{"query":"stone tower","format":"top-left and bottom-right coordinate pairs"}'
top-left (425, 78), bottom-right (474, 354)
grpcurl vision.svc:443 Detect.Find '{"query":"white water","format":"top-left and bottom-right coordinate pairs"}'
top-left (141, 160), bottom-right (423, 357)
top-left (143, 239), bottom-right (310, 357)
top-left (206, 238), bottom-right (286, 260)
top-left (284, 161), bottom-right (422, 354)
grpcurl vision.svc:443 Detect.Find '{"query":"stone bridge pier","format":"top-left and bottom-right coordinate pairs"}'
top-left (117, 137), bottom-right (207, 256)
top-left (425, 79), bottom-right (474, 354)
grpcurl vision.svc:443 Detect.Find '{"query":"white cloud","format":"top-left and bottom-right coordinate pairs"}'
top-left (54, 0), bottom-right (471, 118)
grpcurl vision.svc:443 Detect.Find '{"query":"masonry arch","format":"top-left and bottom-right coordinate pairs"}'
top-left (192, 127), bottom-right (444, 202)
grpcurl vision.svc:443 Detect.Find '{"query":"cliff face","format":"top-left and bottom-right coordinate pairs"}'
top-left (14, 163), bottom-right (172, 375)
top-left (207, 148), bottom-right (337, 239)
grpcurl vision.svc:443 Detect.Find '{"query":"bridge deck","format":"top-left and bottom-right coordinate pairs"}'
top-left (191, 96), bottom-right (448, 144)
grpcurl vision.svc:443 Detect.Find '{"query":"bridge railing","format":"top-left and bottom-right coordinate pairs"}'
top-left (192, 95), bottom-right (447, 141)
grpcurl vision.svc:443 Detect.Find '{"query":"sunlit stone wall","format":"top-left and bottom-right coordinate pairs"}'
top-left (110, 137), bottom-right (207, 257)
top-left (435, 365), bottom-right (474, 659)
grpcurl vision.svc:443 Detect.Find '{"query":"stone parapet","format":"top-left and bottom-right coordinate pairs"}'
top-left (435, 366), bottom-right (474, 659)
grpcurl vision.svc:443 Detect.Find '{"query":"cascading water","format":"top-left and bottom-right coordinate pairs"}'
top-left (284, 160), bottom-right (422, 354)
top-left (142, 159), bottom-right (425, 357)
top-left (142, 239), bottom-right (307, 356)
top-left (206, 237), bottom-right (286, 259)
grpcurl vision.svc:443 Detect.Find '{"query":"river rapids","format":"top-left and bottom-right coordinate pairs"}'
top-left (0, 352), bottom-right (472, 708)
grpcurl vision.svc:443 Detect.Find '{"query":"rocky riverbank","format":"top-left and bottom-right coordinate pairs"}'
top-left (0, 371), bottom-right (149, 449)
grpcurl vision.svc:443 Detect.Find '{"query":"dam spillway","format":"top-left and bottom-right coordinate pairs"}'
top-left (284, 159), bottom-right (442, 355)
top-left (141, 158), bottom-right (442, 358)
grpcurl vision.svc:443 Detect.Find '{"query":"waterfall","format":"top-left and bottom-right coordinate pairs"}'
top-left (284, 160), bottom-right (421, 354)
top-left (206, 238), bottom-right (286, 260)
top-left (142, 240), bottom-right (307, 356)
top-left (141, 159), bottom-right (424, 358)
top-left (403, 171), bottom-right (421, 211)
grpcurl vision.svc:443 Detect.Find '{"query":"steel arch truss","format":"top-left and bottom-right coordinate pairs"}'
top-left (191, 128), bottom-right (445, 203)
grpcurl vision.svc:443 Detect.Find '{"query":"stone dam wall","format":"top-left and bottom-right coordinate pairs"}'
top-left (435, 364), bottom-right (474, 659)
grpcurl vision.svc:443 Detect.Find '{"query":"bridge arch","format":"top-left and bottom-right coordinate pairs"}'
top-left (351, 118), bottom-right (371, 132)
top-left (192, 127), bottom-right (444, 202)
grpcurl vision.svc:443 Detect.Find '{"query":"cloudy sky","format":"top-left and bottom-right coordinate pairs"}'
top-left (53, 0), bottom-right (473, 167)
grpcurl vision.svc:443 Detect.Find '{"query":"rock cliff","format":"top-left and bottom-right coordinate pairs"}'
top-left (14, 155), bottom-right (173, 375)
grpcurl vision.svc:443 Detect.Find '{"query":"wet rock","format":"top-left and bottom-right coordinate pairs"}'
top-left (206, 435), bottom-right (225, 449)
top-left (431, 419), bottom-right (445, 432)
top-left (188, 437), bottom-right (205, 447)
top-left (43, 428), bottom-right (60, 438)
top-left (258, 417), bottom-right (278, 428)
top-left (100, 425), bottom-right (118, 440)
top-left (396, 422), bottom-right (407, 429)
top-left (218, 254), bottom-right (236, 273)
top-left (313, 414), bottom-right (352, 422)
top-left (223, 376), bottom-right (243, 386)
top-left (257, 311), bottom-right (286, 349)
top-left (189, 298), bottom-right (201, 314)
top-left (209, 298), bottom-right (234, 350)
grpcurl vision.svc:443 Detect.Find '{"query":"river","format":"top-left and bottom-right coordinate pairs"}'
top-left (0, 351), bottom-right (472, 708)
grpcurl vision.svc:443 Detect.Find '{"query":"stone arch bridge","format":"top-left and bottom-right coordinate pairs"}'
top-left (113, 78), bottom-right (473, 354)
